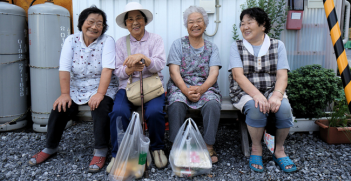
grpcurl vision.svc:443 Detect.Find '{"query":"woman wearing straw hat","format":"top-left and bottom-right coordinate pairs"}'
top-left (107, 2), bottom-right (167, 173)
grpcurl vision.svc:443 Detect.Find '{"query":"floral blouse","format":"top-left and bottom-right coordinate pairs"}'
top-left (166, 36), bottom-right (222, 109)
top-left (59, 32), bottom-right (118, 105)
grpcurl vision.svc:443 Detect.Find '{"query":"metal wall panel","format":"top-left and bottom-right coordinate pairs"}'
top-left (72, 0), bottom-right (335, 97)
top-left (280, 0), bottom-right (337, 72)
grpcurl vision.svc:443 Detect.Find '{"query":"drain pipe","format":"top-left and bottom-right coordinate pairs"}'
top-left (204, 0), bottom-right (221, 37)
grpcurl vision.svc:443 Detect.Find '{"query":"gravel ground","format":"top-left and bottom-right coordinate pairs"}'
top-left (1, 120), bottom-right (351, 181)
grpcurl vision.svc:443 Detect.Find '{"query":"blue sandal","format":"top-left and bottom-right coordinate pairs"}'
top-left (249, 155), bottom-right (264, 172)
top-left (273, 155), bottom-right (297, 173)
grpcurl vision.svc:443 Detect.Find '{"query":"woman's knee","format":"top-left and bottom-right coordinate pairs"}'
top-left (275, 99), bottom-right (293, 129)
top-left (145, 104), bottom-right (165, 119)
top-left (203, 100), bottom-right (221, 111)
top-left (244, 100), bottom-right (266, 120)
top-left (243, 100), bottom-right (267, 127)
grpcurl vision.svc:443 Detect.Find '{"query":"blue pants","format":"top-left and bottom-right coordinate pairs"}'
top-left (109, 89), bottom-right (166, 157)
top-left (243, 99), bottom-right (293, 129)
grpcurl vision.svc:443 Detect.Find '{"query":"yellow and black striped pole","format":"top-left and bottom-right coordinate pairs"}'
top-left (324, 0), bottom-right (351, 111)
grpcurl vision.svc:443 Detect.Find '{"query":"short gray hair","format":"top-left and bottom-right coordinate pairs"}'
top-left (183, 6), bottom-right (209, 28)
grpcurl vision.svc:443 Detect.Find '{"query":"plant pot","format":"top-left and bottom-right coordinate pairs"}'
top-left (315, 119), bottom-right (351, 144)
top-left (289, 118), bottom-right (322, 134)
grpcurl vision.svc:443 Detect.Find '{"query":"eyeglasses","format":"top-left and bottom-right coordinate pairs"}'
top-left (125, 16), bottom-right (145, 24)
top-left (188, 19), bottom-right (204, 25)
top-left (86, 20), bottom-right (104, 28)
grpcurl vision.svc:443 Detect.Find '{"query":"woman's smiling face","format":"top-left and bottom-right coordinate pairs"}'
top-left (82, 13), bottom-right (104, 41)
top-left (187, 12), bottom-right (206, 38)
top-left (240, 14), bottom-right (265, 43)
top-left (125, 10), bottom-right (146, 40)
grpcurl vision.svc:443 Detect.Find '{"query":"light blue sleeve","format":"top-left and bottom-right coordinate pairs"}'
top-left (209, 43), bottom-right (222, 69)
top-left (277, 40), bottom-right (290, 71)
top-left (166, 39), bottom-right (182, 66)
top-left (228, 41), bottom-right (243, 72)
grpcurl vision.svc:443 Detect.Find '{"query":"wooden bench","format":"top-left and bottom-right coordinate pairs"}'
top-left (77, 97), bottom-right (250, 157)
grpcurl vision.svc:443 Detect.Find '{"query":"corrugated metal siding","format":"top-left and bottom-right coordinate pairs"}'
top-left (280, 0), bottom-right (337, 72)
top-left (72, 0), bottom-right (246, 97)
top-left (72, 0), bottom-right (337, 97)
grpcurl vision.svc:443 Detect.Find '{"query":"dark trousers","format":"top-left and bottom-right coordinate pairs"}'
top-left (46, 96), bottom-right (113, 149)
top-left (109, 89), bottom-right (166, 157)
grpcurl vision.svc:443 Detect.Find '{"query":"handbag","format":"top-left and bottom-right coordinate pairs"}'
top-left (124, 35), bottom-right (164, 106)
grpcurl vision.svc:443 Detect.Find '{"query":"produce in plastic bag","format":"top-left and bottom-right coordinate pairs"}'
top-left (169, 118), bottom-right (212, 177)
top-left (108, 112), bottom-right (152, 181)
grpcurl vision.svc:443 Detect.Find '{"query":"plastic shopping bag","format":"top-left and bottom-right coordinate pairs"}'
top-left (264, 130), bottom-right (275, 154)
top-left (169, 118), bottom-right (212, 177)
top-left (108, 112), bottom-right (152, 181)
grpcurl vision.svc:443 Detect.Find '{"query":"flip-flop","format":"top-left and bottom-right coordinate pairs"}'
top-left (249, 155), bottom-right (264, 172)
top-left (88, 156), bottom-right (106, 173)
top-left (28, 151), bottom-right (57, 166)
top-left (208, 149), bottom-right (218, 164)
top-left (273, 155), bottom-right (297, 173)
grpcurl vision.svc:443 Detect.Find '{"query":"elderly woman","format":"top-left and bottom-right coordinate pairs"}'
top-left (229, 7), bottom-right (296, 172)
top-left (28, 6), bottom-right (118, 173)
top-left (167, 6), bottom-right (222, 164)
top-left (107, 2), bottom-right (167, 172)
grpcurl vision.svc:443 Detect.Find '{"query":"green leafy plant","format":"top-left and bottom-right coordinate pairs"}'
top-left (327, 98), bottom-right (351, 142)
top-left (233, 0), bottom-right (288, 40)
top-left (328, 100), bottom-right (350, 127)
top-left (232, 24), bottom-right (239, 41)
top-left (287, 64), bottom-right (341, 119)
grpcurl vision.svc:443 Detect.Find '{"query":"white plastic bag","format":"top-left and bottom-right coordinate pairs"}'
top-left (108, 112), bottom-right (152, 181)
top-left (169, 118), bottom-right (212, 177)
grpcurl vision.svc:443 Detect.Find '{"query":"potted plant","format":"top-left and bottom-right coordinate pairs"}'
top-left (287, 64), bottom-right (341, 134)
top-left (315, 90), bottom-right (351, 144)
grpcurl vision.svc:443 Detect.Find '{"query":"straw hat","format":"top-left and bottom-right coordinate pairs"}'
top-left (115, 2), bottom-right (153, 29)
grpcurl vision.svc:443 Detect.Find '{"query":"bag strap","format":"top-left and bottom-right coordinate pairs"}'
top-left (126, 35), bottom-right (133, 84)
top-left (185, 118), bottom-right (201, 133)
top-left (126, 34), bottom-right (131, 56)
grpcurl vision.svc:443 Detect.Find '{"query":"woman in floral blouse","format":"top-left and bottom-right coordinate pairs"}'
top-left (28, 6), bottom-right (118, 173)
top-left (166, 6), bottom-right (222, 163)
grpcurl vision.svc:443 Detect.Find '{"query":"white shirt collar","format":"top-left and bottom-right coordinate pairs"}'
top-left (243, 34), bottom-right (271, 57)
top-left (78, 32), bottom-right (99, 48)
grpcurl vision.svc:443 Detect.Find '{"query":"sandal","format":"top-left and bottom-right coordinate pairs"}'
top-left (88, 156), bottom-right (106, 173)
top-left (249, 155), bottom-right (264, 172)
top-left (208, 149), bottom-right (218, 164)
top-left (28, 151), bottom-right (57, 166)
top-left (273, 155), bottom-right (297, 173)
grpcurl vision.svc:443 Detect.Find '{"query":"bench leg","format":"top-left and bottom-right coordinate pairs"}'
top-left (239, 118), bottom-right (250, 157)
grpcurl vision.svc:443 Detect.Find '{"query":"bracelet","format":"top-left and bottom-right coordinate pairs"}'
top-left (274, 90), bottom-right (284, 95)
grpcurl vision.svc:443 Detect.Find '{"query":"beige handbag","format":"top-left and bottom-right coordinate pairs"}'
top-left (125, 35), bottom-right (164, 106)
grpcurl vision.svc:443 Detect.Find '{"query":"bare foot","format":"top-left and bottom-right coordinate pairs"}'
top-left (250, 144), bottom-right (263, 170)
top-left (206, 144), bottom-right (218, 163)
top-left (274, 147), bottom-right (293, 170)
